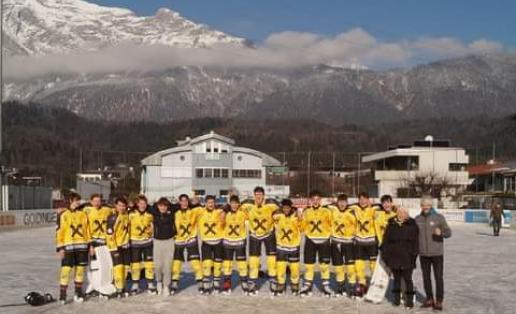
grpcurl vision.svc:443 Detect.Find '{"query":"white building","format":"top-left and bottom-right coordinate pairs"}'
top-left (140, 131), bottom-right (289, 201)
top-left (362, 138), bottom-right (470, 198)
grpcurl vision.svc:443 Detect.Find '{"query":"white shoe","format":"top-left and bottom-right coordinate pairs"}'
top-left (73, 295), bottom-right (84, 303)
top-left (156, 282), bottom-right (163, 295)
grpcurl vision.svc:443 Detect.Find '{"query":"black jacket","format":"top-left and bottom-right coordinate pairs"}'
top-left (382, 217), bottom-right (419, 270)
top-left (149, 204), bottom-right (176, 240)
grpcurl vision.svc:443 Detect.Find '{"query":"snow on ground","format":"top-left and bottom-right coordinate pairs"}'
top-left (0, 223), bottom-right (514, 314)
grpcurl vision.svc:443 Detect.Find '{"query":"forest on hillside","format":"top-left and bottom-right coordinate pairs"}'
top-left (2, 101), bottom-right (515, 194)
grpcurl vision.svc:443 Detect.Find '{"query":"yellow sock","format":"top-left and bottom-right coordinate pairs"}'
top-left (59, 266), bottom-right (72, 286)
top-left (355, 260), bottom-right (366, 285)
top-left (304, 264), bottom-right (315, 282)
top-left (347, 263), bottom-right (357, 285)
top-left (131, 262), bottom-right (141, 281)
top-left (320, 263), bottom-right (330, 281)
top-left (335, 265), bottom-right (346, 283)
top-left (276, 261), bottom-right (287, 285)
top-left (202, 259), bottom-right (214, 277)
top-left (191, 260), bottom-right (203, 281)
top-left (172, 260), bottom-right (182, 281)
top-left (74, 266), bottom-right (85, 283)
top-left (144, 261), bottom-right (154, 280)
top-left (213, 262), bottom-right (222, 278)
top-left (289, 262), bottom-right (300, 285)
top-left (222, 260), bottom-right (232, 277)
top-left (237, 260), bottom-right (248, 278)
top-left (266, 255), bottom-right (277, 277)
top-left (248, 256), bottom-right (260, 280)
top-left (113, 265), bottom-right (125, 290)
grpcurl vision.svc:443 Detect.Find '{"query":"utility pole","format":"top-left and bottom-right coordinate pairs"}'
top-left (0, 0), bottom-right (4, 211)
top-left (357, 152), bottom-right (361, 196)
top-left (331, 152), bottom-right (335, 196)
top-left (491, 143), bottom-right (496, 192)
top-left (306, 151), bottom-right (311, 197)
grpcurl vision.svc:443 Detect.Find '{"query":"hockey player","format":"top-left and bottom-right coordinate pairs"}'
top-left (221, 195), bottom-right (249, 294)
top-left (128, 195), bottom-right (155, 294)
top-left (85, 194), bottom-right (112, 251)
top-left (106, 197), bottom-right (131, 298)
top-left (171, 194), bottom-right (204, 294)
top-left (350, 192), bottom-right (379, 297)
top-left (273, 199), bottom-right (302, 296)
top-left (56, 192), bottom-right (91, 304)
top-left (329, 194), bottom-right (357, 297)
top-left (299, 191), bottom-right (333, 297)
top-left (241, 186), bottom-right (279, 295)
top-left (198, 195), bottom-right (225, 294)
top-left (374, 195), bottom-right (398, 245)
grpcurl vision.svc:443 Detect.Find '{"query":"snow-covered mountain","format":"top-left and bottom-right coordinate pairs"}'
top-left (2, 0), bottom-right (251, 56)
top-left (3, 0), bottom-right (516, 124)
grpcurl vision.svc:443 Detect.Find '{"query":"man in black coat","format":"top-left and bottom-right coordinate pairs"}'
top-left (382, 208), bottom-right (418, 308)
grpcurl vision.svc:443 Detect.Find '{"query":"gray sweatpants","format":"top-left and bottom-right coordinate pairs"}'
top-left (153, 238), bottom-right (175, 287)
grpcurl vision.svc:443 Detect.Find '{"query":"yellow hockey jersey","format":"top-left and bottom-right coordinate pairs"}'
top-left (85, 205), bottom-right (113, 245)
top-left (197, 208), bottom-right (225, 244)
top-left (242, 200), bottom-right (278, 239)
top-left (273, 211), bottom-right (302, 250)
top-left (174, 207), bottom-right (204, 245)
top-left (301, 205), bottom-right (332, 242)
top-left (223, 208), bottom-right (248, 245)
top-left (350, 204), bottom-right (377, 245)
top-left (106, 212), bottom-right (130, 251)
top-left (56, 208), bottom-right (91, 252)
top-left (329, 205), bottom-right (357, 244)
top-left (374, 205), bottom-right (397, 244)
top-left (128, 209), bottom-right (153, 246)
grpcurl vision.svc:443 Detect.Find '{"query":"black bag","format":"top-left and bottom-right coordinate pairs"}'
top-left (24, 292), bottom-right (54, 306)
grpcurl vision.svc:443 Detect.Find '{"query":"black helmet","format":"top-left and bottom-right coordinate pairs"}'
top-left (24, 292), bottom-right (54, 306)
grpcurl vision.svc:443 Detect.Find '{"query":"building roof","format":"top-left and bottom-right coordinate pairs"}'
top-left (362, 146), bottom-right (465, 163)
top-left (468, 161), bottom-right (516, 176)
top-left (141, 132), bottom-right (282, 167)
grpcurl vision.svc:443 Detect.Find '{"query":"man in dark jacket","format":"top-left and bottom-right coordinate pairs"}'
top-left (415, 196), bottom-right (452, 311)
top-left (382, 208), bottom-right (418, 308)
top-left (490, 203), bottom-right (504, 236)
top-left (150, 197), bottom-right (176, 296)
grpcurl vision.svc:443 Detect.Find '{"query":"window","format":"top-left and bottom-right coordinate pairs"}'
top-left (233, 169), bottom-right (262, 178)
top-left (449, 163), bottom-right (467, 171)
top-left (206, 148), bottom-right (212, 153)
top-left (220, 190), bottom-right (229, 196)
top-left (195, 168), bottom-right (204, 178)
top-left (194, 189), bottom-right (205, 196)
top-left (221, 169), bottom-right (229, 178)
top-left (204, 168), bottom-right (213, 178)
top-left (214, 168), bottom-right (221, 178)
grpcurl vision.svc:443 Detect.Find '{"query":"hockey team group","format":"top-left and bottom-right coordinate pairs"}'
top-left (55, 187), bottom-right (452, 310)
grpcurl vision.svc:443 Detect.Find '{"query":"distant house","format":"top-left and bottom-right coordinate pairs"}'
top-left (362, 138), bottom-right (470, 198)
top-left (76, 173), bottom-right (112, 200)
top-left (140, 131), bottom-right (290, 202)
top-left (468, 161), bottom-right (516, 193)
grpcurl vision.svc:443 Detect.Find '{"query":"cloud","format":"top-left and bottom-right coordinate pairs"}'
top-left (3, 28), bottom-right (506, 79)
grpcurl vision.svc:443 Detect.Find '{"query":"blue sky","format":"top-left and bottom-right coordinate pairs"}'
top-left (91, 0), bottom-right (515, 47)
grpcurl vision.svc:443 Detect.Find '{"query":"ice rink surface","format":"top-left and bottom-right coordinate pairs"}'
top-left (0, 223), bottom-right (514, 314)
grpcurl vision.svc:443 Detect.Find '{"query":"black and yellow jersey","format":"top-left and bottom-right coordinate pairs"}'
top-left (374, 204), bottom-right (397, 244)
top-left (85, 205), bottom-right (113, 245)
top-left (128, 209), bottom-right (153, 247)
top-left (106, 212), bottom-right (130, 251)
top-left (328, 205), bottom-right (357, 244)
top-left (56, 208), bottom-right (91, 252)
top-left (174, 206), bottom-right (204, 246)
top-left (241, 200), bottom-right (278, 239)
top-left (273, 210), bottom-right (302, 250)
top-left (349, 203), bottom-right (378, 245)
top-left (197, 207), bottom-right (225, 244)
top-left (223, 208), bottom-right (248, 246)
top-left (301, 205), bottom-right (332, 243)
